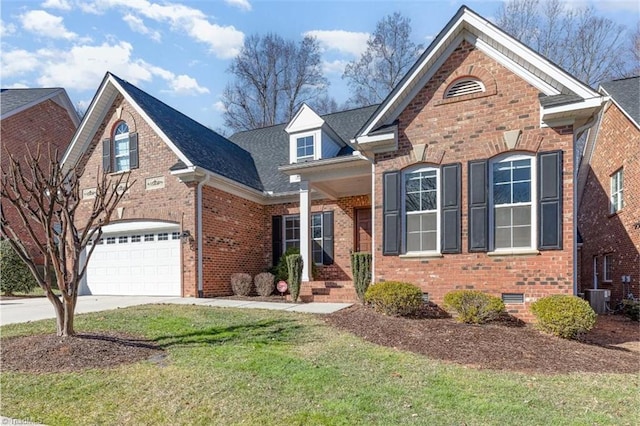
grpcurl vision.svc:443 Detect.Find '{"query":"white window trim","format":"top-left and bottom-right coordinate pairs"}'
top-left (114, 122), bottom-right (130, 172)
top-left (603, 254), bottom-right (612, 282)
top-left (610, 168), bottom-right (623, 214)
top-left (488, 153), bottom-right (537, 253)
top-left (289, 130), bottom-right (321, 164)
top-left (283, 213), bottom-right (324, 265)
top-left (401, 165), bottom-right (441, 255)
top-left (311, 213), bottom-right (324, 265)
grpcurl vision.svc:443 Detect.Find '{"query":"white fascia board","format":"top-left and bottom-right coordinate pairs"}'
top-left (61, 79), bottom-right (117, 169)
top-left (172, 165), bottom-right (267, 204)
top-left (100, 220), bottom-right (180, 234)
top-left (355, 131), bottom-right (396, 145)
top-left (360, 17), bottom-right (465, 137)
top-left (285, 103), bottom-right (324, 134)
top-left (541, 97), bottom-right (604, 120)
top-left (463, 11), bottom-right (598, 99)
top-left (109, 76), bottom-right (193, 169)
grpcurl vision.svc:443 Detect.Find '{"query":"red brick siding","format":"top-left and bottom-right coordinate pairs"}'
top-left (75, 97), bottom-right (198, 296)
top-left (374, 41), bottom-right (575, 321)
top-left (1, 99), bottom-right (77, 263)
top-left (265, 195), bottom-right (371, 281)
top-left (201, 186), bottom-right (267, 296)
top-left (578, 102), bottom-right (640, 301)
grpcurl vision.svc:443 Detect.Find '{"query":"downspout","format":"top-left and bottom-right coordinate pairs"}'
top-left (371, 161), bottom-right (376, 284)
top-left (197, 176), bottom-right (206, 298)
top-left (572, 114), bottom-right (601, 296)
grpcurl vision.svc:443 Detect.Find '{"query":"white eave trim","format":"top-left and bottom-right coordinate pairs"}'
top-left (278, 154), bottom-right (370, 175)
top-left (171, 166), bottom-right (267, 204)
top-left (541, 96), bottom-right (605, 121)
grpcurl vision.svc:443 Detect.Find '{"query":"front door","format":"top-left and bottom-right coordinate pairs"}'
top-left (355, 208), bottom-right (372, 253)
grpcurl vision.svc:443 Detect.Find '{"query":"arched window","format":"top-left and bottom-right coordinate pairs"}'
top-left (113, 122), bottom-right (130, 172)
top-left (444, 78), bottom-right (485, 98)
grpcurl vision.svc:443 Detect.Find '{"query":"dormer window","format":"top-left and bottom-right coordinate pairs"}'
top-left (296, 135), bottom-right (314, 161)
top-left (444, 78), bottom-right (485, 98)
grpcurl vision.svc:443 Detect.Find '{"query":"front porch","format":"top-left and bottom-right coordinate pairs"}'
top-left (286, 281), bottom-right (359, 303)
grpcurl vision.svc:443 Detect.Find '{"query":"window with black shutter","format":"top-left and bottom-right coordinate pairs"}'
top-left (102, 120), bottom-right (139, 172)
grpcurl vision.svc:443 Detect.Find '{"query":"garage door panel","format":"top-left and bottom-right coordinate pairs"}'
top-left (84, 226), bottom-right (181, 296)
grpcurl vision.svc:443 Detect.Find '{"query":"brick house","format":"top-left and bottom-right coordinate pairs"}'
top-left (63, 7), bottom-right (606, 320)
top-left (1, 88), bottom-right (80, 263)
top-left (577, 76), bottom-right (640, 303)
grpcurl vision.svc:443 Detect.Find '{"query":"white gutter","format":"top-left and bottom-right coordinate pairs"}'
top-left (196, 176), bottom-right (207, 297)
top-left (572, 115), bottom-right (601, 296)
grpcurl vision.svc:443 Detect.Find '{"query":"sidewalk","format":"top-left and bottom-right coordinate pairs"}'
top-left (0, 295), bottom-right (352, 326)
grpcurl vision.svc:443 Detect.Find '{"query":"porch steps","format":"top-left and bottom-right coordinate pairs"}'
top-left (287, 281), bottom-right (358, 303)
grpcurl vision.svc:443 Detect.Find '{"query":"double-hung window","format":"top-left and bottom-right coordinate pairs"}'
top-left (491, 155), bottom-right (535, 250)
top-left (284, 215), bottom-right (301, 251)
top-left (296, 136), bottom-right (314, 161)
top-left (603, 254), bottom-right (613, 282)
top-left (404, 167), bottom-right (439, 253)
top-left (611, 168), bottom-right (623, 213)
top-left (280, 212), bottom-right (333, 265)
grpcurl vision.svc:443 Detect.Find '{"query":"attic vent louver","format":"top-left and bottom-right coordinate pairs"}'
top-left (444, 79), bottom-right (485, 98)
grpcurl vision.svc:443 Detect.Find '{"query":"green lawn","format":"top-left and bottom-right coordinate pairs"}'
top-left (1, 305), bottom-right (638, 425)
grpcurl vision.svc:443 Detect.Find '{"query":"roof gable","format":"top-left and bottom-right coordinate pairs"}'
top-left (601, 77), bottom-right (640, 127)
top-left (357, 6), bottom-right (601, 138)
top-left (0, 88), bottom-right (80, 125)
top-left (62, 73), bottom-right (263, 192)
top-left (285, 103), bottom-right (325, 134)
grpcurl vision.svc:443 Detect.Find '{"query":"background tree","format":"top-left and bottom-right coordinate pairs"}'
top-left (1, 145), bottom-right (130, 336)
top-left (222, 33), bottom-right (328, 132)
top-left (496, 0), bottom-right (633, 87)
top-left (343, 12), bottom-right (423, 107)
top-left (0, 240), bottom-right (38, 296)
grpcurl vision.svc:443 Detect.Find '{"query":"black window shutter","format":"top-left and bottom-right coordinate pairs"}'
top-left (271, 216), bottom-right (283, 266)
top-left (538, 150), bottom-right (563, 250)
top-left (468, 160), bottom-right (488, 252)
top-left (441, 163), bottom-right (461, 253)
top-left (102, 138), bottom-right (111, 173)
top-left (383, 171), bottom-right (401, 255)
top-left (129, 132), bottom-right (139, 169)
top-left (322, 211), bottom-right (334, 265)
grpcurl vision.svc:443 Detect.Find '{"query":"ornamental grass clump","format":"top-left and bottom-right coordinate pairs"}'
top-left (286, 254), bottom-right (303, 302)
top-left (351, 252), bottom-right (372, 303)
top-left (443, 290), bottom-right (506, 324)
top-left (530, 295), bottom-right (596, 339)
top-left (364, 281), bottom-right (423, 317)
top-left (254, 272), bottom-right (275, 297)
top-left (230, 273), bottom-right (252, 296)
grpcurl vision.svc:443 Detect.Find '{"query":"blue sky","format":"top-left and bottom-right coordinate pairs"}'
top-left (1, 0), bottom-right (638, 132)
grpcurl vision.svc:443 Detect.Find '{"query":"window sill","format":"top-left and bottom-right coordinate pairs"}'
top-left (399, 252), bottom-right (443, 259)
top-left (488, 249), bottom-right (540, 257)
top-left (109, 170), bottom-right (131, 176)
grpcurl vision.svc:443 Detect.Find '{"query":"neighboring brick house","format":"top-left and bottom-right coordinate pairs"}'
top-left (63, 7), bottom-right (606, 320)
top-left (1, 88), bottom-right (80, 263)
top-left (577, 76), bottom-right (640, 302)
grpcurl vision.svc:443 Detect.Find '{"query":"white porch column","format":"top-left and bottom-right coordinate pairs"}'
top-left (299, 180), bottom-right (312, 282)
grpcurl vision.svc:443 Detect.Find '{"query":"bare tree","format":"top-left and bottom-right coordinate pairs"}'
top-left (1, 145), bottom-right (130, 336)
top-left (497, 0), bottom-right (633, 87)
top-left (222, 33), bottom-right (328, 132)
top-left (343, 12), bottom-right (423, 107)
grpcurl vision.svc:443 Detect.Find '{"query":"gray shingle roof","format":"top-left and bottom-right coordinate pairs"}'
top-left (538, 93), bottom-right (583, 108)
top-left (111, 74), bottom-right (263, 191)
top-left (601, 77), bottom-right (640, 125)
top-left (0, 88), bottom-right (62, 117)
top-left (229, 105), bottom-right (378, 193)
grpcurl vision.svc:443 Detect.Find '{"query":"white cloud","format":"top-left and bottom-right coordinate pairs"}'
top-left (213, 100), bottom-right (227, 113)
top-left (123, 13), bottom-right (161, 42)
top-left (0, 19), bottom-right (16, 37)
top-left (41, 0), bottom-right (72, 10)
top-left (304, 30), bottom-right (369, 57)
top-left (225, 0), bottom-right (252, 12)
top-left (166, 75), bottom-right (210, 95)
top-left (1, 49), bottom-right (40, 78)
top-left (5, 82), bottom-right (30, 89)
top-left (322, 59), bottom-right (350, 75)
top-left (81, 0), bottom-right (244, 58)
top-left (20, 10), bottom-right (77, 40)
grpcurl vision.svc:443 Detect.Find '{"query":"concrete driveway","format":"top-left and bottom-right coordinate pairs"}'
top-left (0, 295), bottom-right (352, 326)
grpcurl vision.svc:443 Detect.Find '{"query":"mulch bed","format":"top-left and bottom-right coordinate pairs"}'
top-left (1, 332), bottom-right (163, 374)
top-left (325, 304), bottom-right (640, 374)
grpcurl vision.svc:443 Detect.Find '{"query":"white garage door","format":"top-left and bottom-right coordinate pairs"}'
top-left (82, 222), bottom-right (181, 296)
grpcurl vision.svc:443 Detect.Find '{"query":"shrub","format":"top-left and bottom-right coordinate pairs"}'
top-left (230, 273), bottom-right (252, 296)
top-left (622, 300), bottom-right (640, 322)
top-left (0, 240), bottom-right (38, 296)
top-left (443, 290), bottom-right (505, 324)
top-left (531, 295), bottom-right (597, 339)
top-left (254, 272), bottom-right (275, 297)
top-left (364, 281), bottom-right (423, 317)
top-left (271, 247), bottom-right (316, 282)
top-left (286, 254), bottom-right (303, 302)
top-left (351, 252), bottom-right (372, 304)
